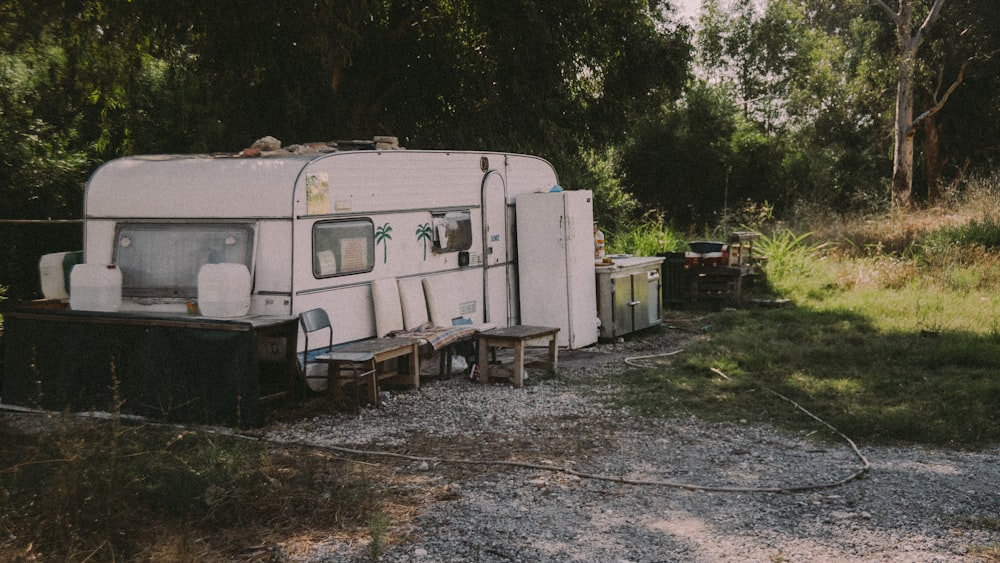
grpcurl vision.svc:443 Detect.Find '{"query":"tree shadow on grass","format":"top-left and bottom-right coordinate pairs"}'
top-left (620, 305), bottom-right (1000, 448)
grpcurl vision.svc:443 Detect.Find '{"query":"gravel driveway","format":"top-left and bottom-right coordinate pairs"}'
top-left (265, 330), bottom-right (1000, 562)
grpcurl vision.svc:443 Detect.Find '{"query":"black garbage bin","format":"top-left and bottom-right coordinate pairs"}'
top-left (657, 252), bottom-right (688, 308)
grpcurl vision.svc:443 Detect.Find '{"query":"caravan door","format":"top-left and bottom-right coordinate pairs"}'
top-left (482, 170), bottom-right (509, 325)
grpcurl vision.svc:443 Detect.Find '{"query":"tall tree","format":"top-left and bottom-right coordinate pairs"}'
top-left (874, 0), bottom-right (945, 208)
top-left (916, 0), bottom-right (1000, 201)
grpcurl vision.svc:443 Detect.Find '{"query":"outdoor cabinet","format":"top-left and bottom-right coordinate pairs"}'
top-left (596, 256), bottom-right (664, 340)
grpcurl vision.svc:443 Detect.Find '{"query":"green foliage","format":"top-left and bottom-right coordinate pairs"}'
top-left (0, 48), bottom-right (91, 218)
top-left (0, 0), bottom-right (694, 173)
top-left (584, 148), bottom-right (641, 237)
top-left (718, 198), bottom-right (774, 234)
top-left (607, 217), bottom-right (687, 256)
top-left (757, 229), bottom-right (825, 261)
top-left (922, 215), bottom-right (1000, 251)
top-left (619, 80), bottom-right (740, 228)
top-left (755, 229), bottom-right (830, 294)
top-left (684, 0), bottom-right (897, 218)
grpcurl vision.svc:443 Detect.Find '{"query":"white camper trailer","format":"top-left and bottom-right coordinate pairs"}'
top-left (79, 140), bottom-right (599, 349)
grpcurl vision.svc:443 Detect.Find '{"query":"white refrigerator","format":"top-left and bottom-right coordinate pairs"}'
top-left (515, 190), bottom-right (599, 349)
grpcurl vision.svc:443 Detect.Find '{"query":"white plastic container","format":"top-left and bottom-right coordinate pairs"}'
top-left (197, 263), bottom-right (252, 318)
top-left (69, 264), bottom-right (123, 312)
top-left (39, 252), bottom-right (72, 299)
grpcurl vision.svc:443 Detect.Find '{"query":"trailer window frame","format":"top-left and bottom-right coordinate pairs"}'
top-left (113, 222), bottom-right (256, 299)
top-left (312, 218), bottom-right (376, 278)
top-left (431, 210), bottom-right (473, 253)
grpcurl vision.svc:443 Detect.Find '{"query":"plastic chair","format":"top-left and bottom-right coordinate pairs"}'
top-left (299, 308), bottom-right (376, 412)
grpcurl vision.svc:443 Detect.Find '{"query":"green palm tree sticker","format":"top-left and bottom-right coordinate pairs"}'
top-left (416, 223), bottom-right (432, 260)
top-left (375, 222), bottom-right (393, 264)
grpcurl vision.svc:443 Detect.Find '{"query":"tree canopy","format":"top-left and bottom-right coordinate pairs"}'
top-left (617, 0), bottom-right (1000, 229)
top-left (2, 0), bottom-right (1000, 299)
top-left (0, 0), bottom-right (691, 208)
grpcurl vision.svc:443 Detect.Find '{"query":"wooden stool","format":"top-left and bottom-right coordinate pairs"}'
top-left (477, 326), bottom-right (559, 388)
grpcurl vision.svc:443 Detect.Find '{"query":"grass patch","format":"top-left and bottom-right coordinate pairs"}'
top-left (612, 176), bottom-right (1000, 448)
top-left (673, 306), bottom-right (1000, 446)
top-left (0, 414), bottom-right (396, 561)
top-left (624, 287), bottom-right (1000, 446)
top-left (619, 307), bottom-right (1000, 446)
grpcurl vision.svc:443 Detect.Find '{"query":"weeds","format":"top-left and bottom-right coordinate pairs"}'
top-left (757, 229), bottom-right (827, 266)
top-left (922, 215), bottom-right (1000, 251)
top-left (607, 214), bottom-right (687, 256)
top-left (367, 509), bottom-right (390, 560)
top-left (0, 415), bottom-right (390, 561)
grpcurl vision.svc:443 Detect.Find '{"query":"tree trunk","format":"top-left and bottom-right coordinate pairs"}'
top-left (891, 47), bottom-right (917, 208)
top-left (923, 113), bottom-right (944, 204)
top-left (878, 0), bottom-right (946, 210)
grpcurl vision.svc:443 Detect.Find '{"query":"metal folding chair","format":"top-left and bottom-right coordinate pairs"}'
top-left (299, 308), bottom-right (376, 413)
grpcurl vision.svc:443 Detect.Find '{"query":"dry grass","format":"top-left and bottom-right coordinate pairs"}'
top-left (0, 414), bottom-right (429, 562)
top-left (806, 177), bottom-right (1000, 255)
top-left (0, 400), bottom-right (617, 562)
top-left (761, 177), bottom-right (1000, 297)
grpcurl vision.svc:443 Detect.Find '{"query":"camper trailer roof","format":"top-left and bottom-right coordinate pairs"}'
top-left (87, 152), bottom-right (319, 219)
top-left (84, 137), bottom-right (405, 219)
top-left (84, 136), bottom-right (558, 220)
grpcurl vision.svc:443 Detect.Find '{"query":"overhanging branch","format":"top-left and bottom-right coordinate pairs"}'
top-left (914, 0), bottom-right (946, 45)
top-left (873, 0), bottom-right (901, 25)
top-left (913, 48), bottom-right (1000, 129)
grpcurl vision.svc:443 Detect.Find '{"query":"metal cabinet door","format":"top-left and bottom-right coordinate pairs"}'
top-left (631, 271), bottom-right (651, 331)
top-left (613, 275), bottom-right (633, 337)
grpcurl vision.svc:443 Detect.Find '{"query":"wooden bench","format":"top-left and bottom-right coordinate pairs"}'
top-left (317, 336), bottom-right (421, 407)
top-left (477, 325), bottom-right (559, 388)
top-left (373, 276), bottom-right (491, 379)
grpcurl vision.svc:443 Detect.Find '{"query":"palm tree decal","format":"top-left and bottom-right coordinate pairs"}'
top-left (375, 222), bottom-right (393, 264)
top-left (416, 223), bottom-right (432, 260)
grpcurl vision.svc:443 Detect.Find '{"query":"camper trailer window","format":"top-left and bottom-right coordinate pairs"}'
top-left (114, 223), bottom-right (254, 298)
top-left (313, 219), bottom-right (374, 277)
top-left (432, 211), bottom-right (472, 253)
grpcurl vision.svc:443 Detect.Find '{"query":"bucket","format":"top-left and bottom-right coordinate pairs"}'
top-left (69, 264), bottom-right (123, 312)
top-left (197, 263), bottom-right (251, 318)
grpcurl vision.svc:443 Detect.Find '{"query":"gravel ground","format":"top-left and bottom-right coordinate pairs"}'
top-left (264, 330), bottom-right (1000, 563)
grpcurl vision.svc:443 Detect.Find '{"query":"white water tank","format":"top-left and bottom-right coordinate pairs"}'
top-left (69, 264), bottom-right (123, 312)
top-left (197, 263), bottom-right (252, 318)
